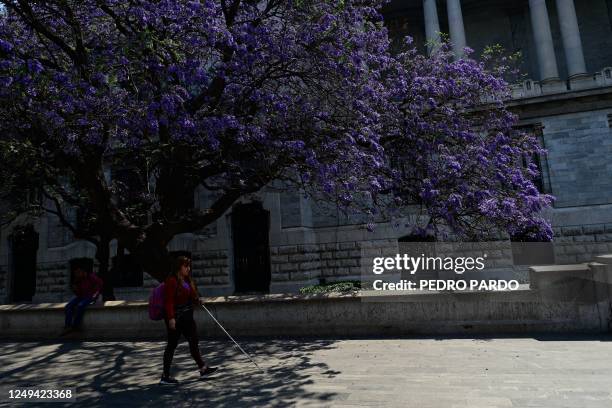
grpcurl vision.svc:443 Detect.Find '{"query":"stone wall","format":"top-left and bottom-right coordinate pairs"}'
top-left (34, 261), bottom-right (70, 302)
top-left (280, 192), bottom-right (304, 228)
top-left (0, 249), bottom-right (234, 304)
top-left (6, 228), bottom-right (612, 303)
top-left (552, 223), bottom-right (612, 264)
top-left (113, 272), bottom-right (157, 301)
top-left (267, 234), bottom-right (612, 288)
top-left (270, 239), bottom-right (398, 285)
top-left (542, 109), bottom-right (612, 207)
top-left (46, 214), bottom-right (74, 249)
top-left (192, 250), bottom-right (231, 287)
top-left (111, 250), bottom-right (233, 300)
top-left (194, 187), bottom-right (218, 236)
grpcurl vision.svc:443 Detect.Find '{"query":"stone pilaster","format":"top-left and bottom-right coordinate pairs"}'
top-left (446, 0), bottom-right (467, 59)
top-left (555, 0), bottom-right (587, 79)
top-left (529, 0), bottom-right (561, 87)
top-left (423, 0), bottom-right (441, 54)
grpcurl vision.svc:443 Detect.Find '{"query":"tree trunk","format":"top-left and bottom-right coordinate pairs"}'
top-left (96, 236), bottom-right (116, 301)
top-left (133, 239), bottom-right (172, 283)
top-left (123, 223), bottom-right (174, 283)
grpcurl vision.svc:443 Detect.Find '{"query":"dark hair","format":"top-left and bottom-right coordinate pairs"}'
top-left (71, 257), bottom-right (93, 273)
top-left (170, 256), bottom-right (198, 297)
top-left (171, 256), bottom-right (191, 275)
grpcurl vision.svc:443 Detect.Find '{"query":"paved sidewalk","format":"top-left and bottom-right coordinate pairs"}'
top-left (1, 335), bottom-right (612, 407)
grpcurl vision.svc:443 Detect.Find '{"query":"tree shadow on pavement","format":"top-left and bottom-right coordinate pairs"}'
top-left (0, 338), bottom-right (344, 407)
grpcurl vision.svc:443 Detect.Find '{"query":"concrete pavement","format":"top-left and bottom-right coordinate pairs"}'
top-left (1, 335), bottom-right (612, 407)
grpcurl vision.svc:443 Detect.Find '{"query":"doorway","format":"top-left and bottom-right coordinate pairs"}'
top-left (10, 225), bottom-right (39, 302)
top-left (232, 202), bottom-right (271, 293)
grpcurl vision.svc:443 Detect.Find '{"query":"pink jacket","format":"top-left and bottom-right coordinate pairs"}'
top-left (164, 276), bottom-right (199, 320)
top-left (73, 273), bottom-right (103, 299)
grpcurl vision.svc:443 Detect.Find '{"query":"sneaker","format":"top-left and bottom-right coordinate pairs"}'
top-left (200, 366), bottom-right (219, 378)
top-left (159, 376), bottom-right (179, 385)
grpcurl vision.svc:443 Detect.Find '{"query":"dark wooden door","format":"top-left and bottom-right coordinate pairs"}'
top-left (232, 202), bottom-right (271, 293)
top-left (10, 225), bottom-right (39, 302)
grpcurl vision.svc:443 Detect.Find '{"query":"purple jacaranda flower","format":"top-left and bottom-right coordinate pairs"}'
top-left (0, 0), bottom-right (553, 248)
top-left (0, 38), bottom-right (13, 52)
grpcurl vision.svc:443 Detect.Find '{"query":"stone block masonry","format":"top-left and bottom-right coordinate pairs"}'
top-left (543, 110), bottom-right (612, 207)
top-left (6, 251), bottom-right (235, 303)
top-left (552, 223), bottom-right (612, 264)
top-left (34, 262), bottom-right (70, 302)
top-left (191, 250), bottom-right (230, 286)
top-left (16, 227), bottom-right (612, 303)
top-left (270, 239), bottom-right (398, 284)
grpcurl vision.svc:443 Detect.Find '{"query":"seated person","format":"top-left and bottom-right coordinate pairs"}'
top-left (62, 266), bottom-right (103, 333)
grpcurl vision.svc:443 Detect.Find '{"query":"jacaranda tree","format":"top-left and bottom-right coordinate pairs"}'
top-left (0, 0), bottom-right (552, 297)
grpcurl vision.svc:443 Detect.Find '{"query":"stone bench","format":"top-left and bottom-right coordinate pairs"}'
top-left (529, 260), bottom-right (612, 303)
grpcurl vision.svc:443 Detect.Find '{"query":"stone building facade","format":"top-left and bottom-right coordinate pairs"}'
top-left (2, 0), bottom-right (612, 303)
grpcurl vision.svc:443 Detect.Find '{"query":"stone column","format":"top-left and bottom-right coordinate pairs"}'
top-left (446, 0), bottom-right (467, 58)
top-left (555, 0), bottom-right (587, 78)
top-left (423, 0), bottom-right (441, 54)
top-left (529, 0), bottom-right (560, 82)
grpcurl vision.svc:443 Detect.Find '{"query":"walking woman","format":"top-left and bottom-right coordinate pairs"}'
top-left (160, 256), bottom-right (218, 385)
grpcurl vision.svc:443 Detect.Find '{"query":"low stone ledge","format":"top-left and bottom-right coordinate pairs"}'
top-left (0, 289), bottom-right (606, 340)
top-left (529, 264), bottom-right (591, 273)
top-left (529, 262), bottom-right (612, 303)
top-left (529, 264), bottom-right (590, 290)
top-left (594, 255), bottom-right (612, 265)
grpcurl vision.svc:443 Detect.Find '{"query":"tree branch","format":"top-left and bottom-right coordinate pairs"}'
top-left (5, 1), bottom-right (80, 65)
top-left (41, 188), bottom-right (100, 246)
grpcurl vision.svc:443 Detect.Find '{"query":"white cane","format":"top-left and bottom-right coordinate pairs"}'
top-left (199, 303), bottom-right (266, 374)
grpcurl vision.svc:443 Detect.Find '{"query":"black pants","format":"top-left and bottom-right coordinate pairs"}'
top-left (163, 310), bottom-right (205, 377)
